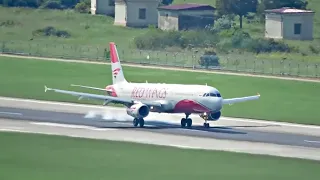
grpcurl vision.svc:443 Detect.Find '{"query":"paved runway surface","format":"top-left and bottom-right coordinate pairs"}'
top-left (1, 106), bottom-right (320, 149)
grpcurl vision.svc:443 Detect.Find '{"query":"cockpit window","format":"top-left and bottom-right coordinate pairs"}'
top-left (203, 93), bottom-right (220, 97)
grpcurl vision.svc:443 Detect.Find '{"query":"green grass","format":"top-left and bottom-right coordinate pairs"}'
top-left (1, 132), bottom-right (319, 180)
top-left (0, 6), bottom-right (320, 77)
top-left (0, 6), bottom-right (146, 49)
top-left (1, 56), bottom-right (320, 125)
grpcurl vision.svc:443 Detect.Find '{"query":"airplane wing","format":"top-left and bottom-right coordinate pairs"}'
top-left (222, 93), bottom-right (260, 105)
top-left (70, 84), bottom-right (109, 92)
top-left (44, 86), bottom-right (162, 108)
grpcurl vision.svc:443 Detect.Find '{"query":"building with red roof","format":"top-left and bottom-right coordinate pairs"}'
top-left (157, 3), bottom-right (215, 31)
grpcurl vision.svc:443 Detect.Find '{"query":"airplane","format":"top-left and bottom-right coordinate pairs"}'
top-left (44, 42), bottom-right (260, 128)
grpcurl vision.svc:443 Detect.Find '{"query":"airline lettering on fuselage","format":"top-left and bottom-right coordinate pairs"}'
top-left (131, 87), bottom-right (167, 99)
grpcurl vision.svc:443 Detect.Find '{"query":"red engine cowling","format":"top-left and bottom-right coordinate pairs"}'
top-left (126, 103), bottom-right (150, 118)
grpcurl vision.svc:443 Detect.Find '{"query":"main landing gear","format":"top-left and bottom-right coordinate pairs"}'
top-left (133, 118), bottom-right (145, 128)
top-left (181, 113), bottom-right (211, 129)
top-left (181, 113), bottom-right (192, 128)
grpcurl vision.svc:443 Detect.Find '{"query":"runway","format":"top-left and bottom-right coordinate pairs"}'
top-left (0, 96), bottom-right (320, 161)
top-left (1, 106), bottom-right (320, 149)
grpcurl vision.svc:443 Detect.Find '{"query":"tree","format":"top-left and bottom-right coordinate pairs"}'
top-left (262, 0), bottom-right (308, 10)
top-left (161, 0), bottom-right (173, 6)
top-left (215, 0), bottom-right (229, 17)
top-left (216, 0), bottom-right (258, 28)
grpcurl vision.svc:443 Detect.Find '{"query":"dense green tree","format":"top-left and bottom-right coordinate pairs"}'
top-left (161, 0), bottom-right (173, 6)
top-left (215, 0), bottom-right (258, 28)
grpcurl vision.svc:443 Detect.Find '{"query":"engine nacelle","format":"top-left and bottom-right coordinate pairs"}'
top-left (126, 103), bottom-right (150, 119)
top-left (200, 111), bottom-right (221, 121)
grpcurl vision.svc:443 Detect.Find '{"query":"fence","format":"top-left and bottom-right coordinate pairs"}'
top-left (1, 40), bottom-right (319, 78)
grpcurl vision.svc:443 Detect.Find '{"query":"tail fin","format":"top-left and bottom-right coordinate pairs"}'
top-left (109, 42), bottom-right (127, 84)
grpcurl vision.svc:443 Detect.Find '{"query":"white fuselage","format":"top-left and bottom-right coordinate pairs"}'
top-left (109, 82), bottom-right (223, 114)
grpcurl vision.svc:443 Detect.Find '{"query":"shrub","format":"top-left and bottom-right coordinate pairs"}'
top-left (134, 29), bottom-right (182, 50)
top-left (218, 29), bottom-right (234, 38)
top-left (32, 26), bottom-right (71, 38)
top-left (205, 15), bottom-right (235, 33)
top-left (181, 30), bottom-right (219, 48)
top-left (0, 20), bottom-right (20, 27)
top-left (309, 45), bottom-right (319, 54)
top-left (231, 30), bottom-right (251, 48)
top-left (2, 0), bottom-right (40, 7)
top-left (39, 0), bottom-right (63, 9)
top-left (198, 49), bottom-right (220, 68)
top-left (133, 25), bottom-right (294, 54)
top-left (61, 0), bottom-right (81, 8)
top-left (75, 1), bottom-right (90, 13)
top-left (134, 29), bottom-right (219, 50)
top-left (14, 0), bottom-right (28, 7)
top-left (245, 38), bottom-right (292, 53)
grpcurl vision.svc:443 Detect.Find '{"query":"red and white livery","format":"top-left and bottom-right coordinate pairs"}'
top-left (44, 42), bottom-right (260, 128)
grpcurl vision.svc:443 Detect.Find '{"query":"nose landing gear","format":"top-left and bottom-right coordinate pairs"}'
top-left (200, 113), bottom-right (210, 128)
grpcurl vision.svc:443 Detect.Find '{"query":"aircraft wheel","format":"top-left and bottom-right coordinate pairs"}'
top-left (181, 118), bottom-right (186, 128)
top-left (139, 118), bottom-right (145, 128)
top-left (186, 118), bottom-right (192, 128)
top-left (133, 118), bottom-right (139, 127)
top-left (203, 122), bottom-right (210, 128)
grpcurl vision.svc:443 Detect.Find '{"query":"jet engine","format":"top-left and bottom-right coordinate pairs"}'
top-left (126, 103), bottom-right (150, 119)
top-left (200, 111), bottom-right (221, 121)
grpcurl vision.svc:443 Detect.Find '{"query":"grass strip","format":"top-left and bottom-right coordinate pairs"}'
top-left (0, 131), bottom-right (319, 180)
top-left (0, 56), bottom-right (320, 125)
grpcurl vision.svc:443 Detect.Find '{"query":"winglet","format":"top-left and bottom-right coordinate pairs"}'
top-left (257, 93), bottom-right (260, 96)
top-left (44, 85), bottom-right (48, 92)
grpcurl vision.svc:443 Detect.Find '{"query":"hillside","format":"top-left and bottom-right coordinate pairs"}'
top-left (0, 0), bottom-right (320, 65)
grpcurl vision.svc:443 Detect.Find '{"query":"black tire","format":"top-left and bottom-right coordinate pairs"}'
top-left (139, 119), bottom-right (145, 128)
top-left (181, 118), bottom-right (186, 128)
top-left (186, 118), bottom-right (192, 128)
top-left (133, 118), bottom-right (139, 127)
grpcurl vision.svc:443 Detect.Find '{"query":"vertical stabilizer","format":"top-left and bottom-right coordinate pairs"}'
top-left (109, 42), bottom-right (127, 84)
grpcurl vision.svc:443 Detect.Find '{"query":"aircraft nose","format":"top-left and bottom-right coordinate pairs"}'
top-left (216, 98), bottom-right (223, 109)
top-left (205, 97), bottom-right (222, 112)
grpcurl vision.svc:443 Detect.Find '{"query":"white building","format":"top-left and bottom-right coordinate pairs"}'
top-left (114, 0), bottom-right (160, 27)
top-left (91, 0), bottom-right (115, 16)
top-left (264, 7), bottom-right (315, 40)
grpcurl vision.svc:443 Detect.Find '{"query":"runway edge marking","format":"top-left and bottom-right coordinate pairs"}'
top-left (30, 122), bottom-right (118, 131)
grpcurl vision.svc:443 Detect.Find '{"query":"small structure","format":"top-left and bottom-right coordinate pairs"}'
top-left (264, 7), bottom-right (315, 40)
top-left (114, 0), bottom-right (160, 28)
top-left (91, 0), bottom-right (115, 16)
top-left (157, 3), bottom-right (215, 31)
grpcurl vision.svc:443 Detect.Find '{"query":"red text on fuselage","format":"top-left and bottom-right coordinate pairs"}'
top-left (131, 87), bottom-right (167, 99)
